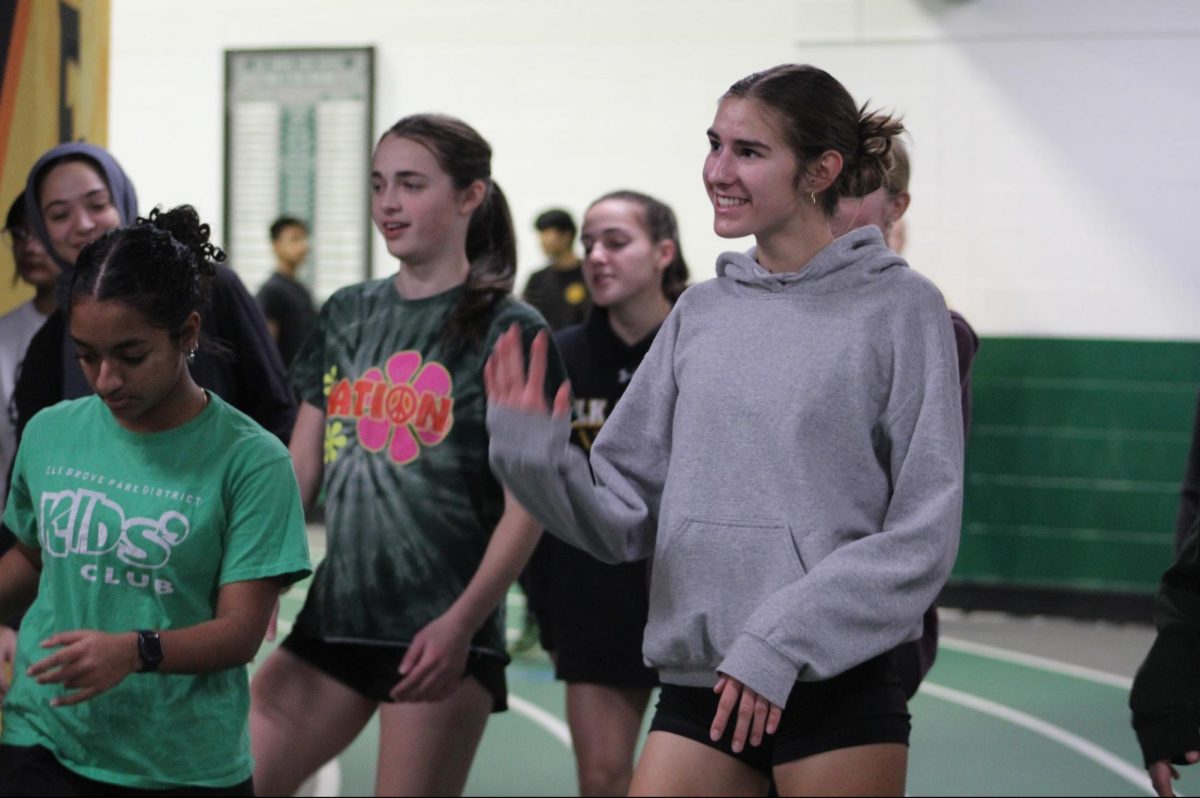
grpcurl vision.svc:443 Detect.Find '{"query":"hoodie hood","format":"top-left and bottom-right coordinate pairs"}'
top-left (715, 225), bottom-right (904, 295)
top-left (24, 142), bottom-right (139, 274)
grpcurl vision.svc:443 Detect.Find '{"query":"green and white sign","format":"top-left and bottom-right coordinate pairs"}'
top-left (224, 48), bottom-right (374, 301)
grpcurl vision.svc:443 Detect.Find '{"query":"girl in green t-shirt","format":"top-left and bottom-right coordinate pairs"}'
top-left (0, 206), bottom-right (311, 794)
top-left (250, 114), bottom-right (557, 797)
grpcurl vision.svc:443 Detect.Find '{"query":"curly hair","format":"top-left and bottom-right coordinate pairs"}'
top-left (70, 205), bottom-right (225, 340)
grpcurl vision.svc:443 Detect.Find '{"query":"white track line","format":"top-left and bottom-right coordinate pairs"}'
top-left (920, 682), bottom-right (1154, 796)
top-left (313, 761), bottom-right (341, 797)
top-left (288, 761), bottom-right (341, 797)
top-left (508, 694), bottom-right (573, 748)
top-left (940, 636), bottom-right (1133, 689)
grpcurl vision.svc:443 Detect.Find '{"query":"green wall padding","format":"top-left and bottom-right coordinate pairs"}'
top-left (952, 337), bottom-right (1200, 595)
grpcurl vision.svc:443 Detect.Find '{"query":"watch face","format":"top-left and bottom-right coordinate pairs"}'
top-left (138, 630), bottom-right (164, 671)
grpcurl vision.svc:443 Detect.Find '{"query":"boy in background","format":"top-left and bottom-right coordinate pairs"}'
top-left (522, 209), bottom-right (589, 330)
top-left (257, 216), bottom-right (316, 368)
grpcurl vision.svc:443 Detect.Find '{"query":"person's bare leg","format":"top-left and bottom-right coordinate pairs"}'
top-left (374, 675), bottom-right (493, 796)
top-left (772, 743), bottom-right (907, 797)
top-left (629, 730), bottom-right (768, 797)
top-left (250, 648), bottom-right (377, 796)
top-left (566, 683), bottom-right (653, 796)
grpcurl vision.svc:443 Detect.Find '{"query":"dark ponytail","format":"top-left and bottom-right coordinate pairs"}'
top-left (70, 205), bottom-right (223, 340)
top-left (724, 64), bottom-right (905, 216)
top-left (454, 180), bottom-right (516, 347)
top-left (383, 114), bottom-right (516, 352)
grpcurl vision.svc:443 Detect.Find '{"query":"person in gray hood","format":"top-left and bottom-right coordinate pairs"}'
top-left (486, 64), bottom-right (963, 797)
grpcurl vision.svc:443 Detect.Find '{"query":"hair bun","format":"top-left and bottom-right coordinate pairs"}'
top-left (145, 205), bottom-right (226, 268)
top-left (834, 105), bottom-right (905, 198)
top-left (858, 110), bottom-right (897, 160)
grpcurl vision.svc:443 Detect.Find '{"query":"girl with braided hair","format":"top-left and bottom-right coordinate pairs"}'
top-left (0, 206), bottom-right (311, 795)
top-left (486, 64), bottom-right (964, 796)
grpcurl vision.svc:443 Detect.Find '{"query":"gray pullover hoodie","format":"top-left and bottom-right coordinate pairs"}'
top-left (488, 226), bottom-right (963, 708)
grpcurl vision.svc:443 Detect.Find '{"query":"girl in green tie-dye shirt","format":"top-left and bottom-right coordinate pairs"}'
top-left (249, 114), bottom-right (564, 797)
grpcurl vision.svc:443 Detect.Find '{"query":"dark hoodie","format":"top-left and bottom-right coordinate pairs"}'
top-left (10, 143), bottom-right (294, 445)
top-left (489, 225), bottom-right (964, 708)
top-left (1131, 515), bottom-right (1200, 766)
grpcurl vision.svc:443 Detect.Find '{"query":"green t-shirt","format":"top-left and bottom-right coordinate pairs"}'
top-left (1, 393), bottom-right (311, 789)
top-left (289, 279), bottom-right (563, 658)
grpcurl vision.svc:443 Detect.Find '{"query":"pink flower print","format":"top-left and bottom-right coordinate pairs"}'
top-left (411, 361), bottom-right (452, 445)
top-left (355, 351), bottom-right (455, 465)
top-left (355, 367), bottom-right (401, 456)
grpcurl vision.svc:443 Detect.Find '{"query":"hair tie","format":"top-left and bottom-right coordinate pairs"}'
top-left (200, 240), bottom-right (226, 263)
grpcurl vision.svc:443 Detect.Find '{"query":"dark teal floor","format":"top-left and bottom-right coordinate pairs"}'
top-left (266, 545), bottom-right (1188, 796)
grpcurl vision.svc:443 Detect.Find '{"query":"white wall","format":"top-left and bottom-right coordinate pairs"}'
top-left (110, 0), bottom-right (1200, 339)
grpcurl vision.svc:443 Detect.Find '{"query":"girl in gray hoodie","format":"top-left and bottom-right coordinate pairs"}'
top-left (486, 64), bottom-right (963, 797)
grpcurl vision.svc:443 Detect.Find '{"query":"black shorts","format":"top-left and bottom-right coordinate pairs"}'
top-left (0, 745), bottom-right (253, 796)
top-left (280, 634), bottom-right (508, 713)
top-left (649, 655), bottom-right (910, 776)
top-left (889, 604), bottom-right (940, 700)
top-left (525, 534), bottom-right (658, 688)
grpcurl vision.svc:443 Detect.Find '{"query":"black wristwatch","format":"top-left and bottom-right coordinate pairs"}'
top-left (136, 630), bottom-right (164, 672)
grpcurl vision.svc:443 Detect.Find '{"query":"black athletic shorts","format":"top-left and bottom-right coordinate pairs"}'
top-left (648, 654), bottom-right (910, 776)
top-left (525, 534), bottom-right (658, 688)
top-left (281, 633), bottom-right (508, 713)
top-left (0, 745), bottom-right (254, 796)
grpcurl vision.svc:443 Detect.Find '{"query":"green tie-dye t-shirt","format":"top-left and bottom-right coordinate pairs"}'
top-left (290, 278), bottom-right (563, 658)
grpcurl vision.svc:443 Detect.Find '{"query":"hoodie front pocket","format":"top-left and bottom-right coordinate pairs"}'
top-left (646, 517), bottom-right (807, 670)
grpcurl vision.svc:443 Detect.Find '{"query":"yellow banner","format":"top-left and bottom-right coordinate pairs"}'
top-left (0, 0), bottom-right (109, 315)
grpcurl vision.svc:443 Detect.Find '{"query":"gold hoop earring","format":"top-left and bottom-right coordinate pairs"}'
top-left (810, 191), bottom-right (817, 206)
